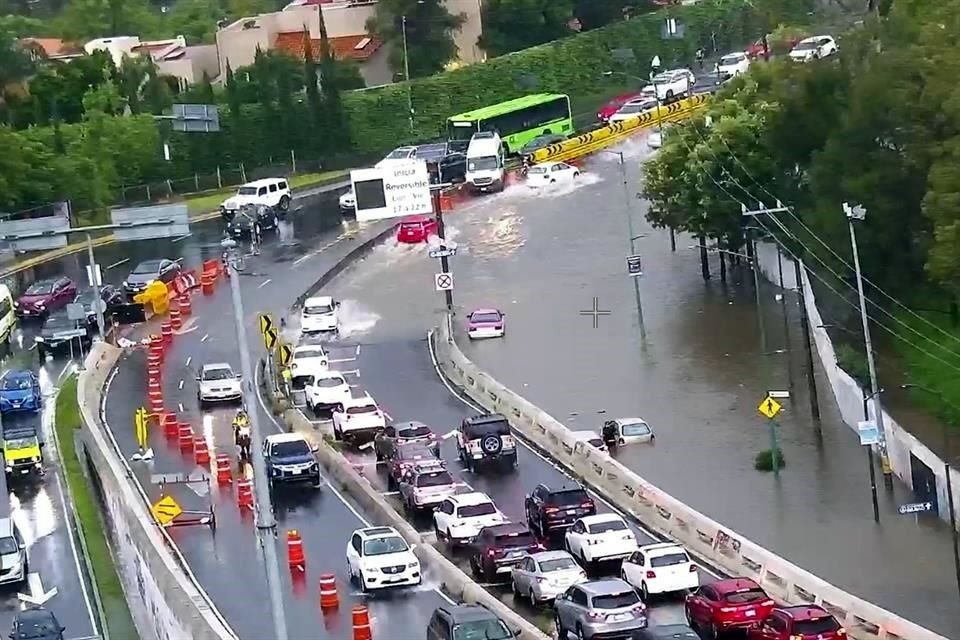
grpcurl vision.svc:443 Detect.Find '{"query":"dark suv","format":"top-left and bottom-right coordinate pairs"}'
top-left (427, 604), bottom-right (518, 640)
top-left (456, 413), bottom-right (517, 472)
top-left (468, 522), bottom-right (540, 582)
top-left (524, 483), bottom-right (596, 537)
top-left (374, 421), bottom-right (439, 461)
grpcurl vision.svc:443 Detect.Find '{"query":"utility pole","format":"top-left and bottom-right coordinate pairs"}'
top-left (615, 151), bottom-right (646, 342)
top-left (222, 237), bottom-right (289, 640)
top-left (401, 15), bottom-right (414, 133)
top-left (844, 202), bottom-right (893, 490)
top-left (431, 187), bottom-right (454, 313)
top-left (793, 258), bottom-right (822, 432)
top-left (862, 389), bottom-right (882, 523)
top-left (85, 233), bottom-right (107, 344)
top-left (775, 244), bottom-right (795, 394)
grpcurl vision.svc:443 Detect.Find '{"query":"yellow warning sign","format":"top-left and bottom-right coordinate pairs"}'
top-left (758, 396), bottom-right (782, 420)
top-left (278, 342), bottom-right (293, 367)
top-left (262, 326), bottom-right (278, 351)
top-left (151, 495), bottom-right (183, 526)
top-left (259, 313), bottom-right (274, 336)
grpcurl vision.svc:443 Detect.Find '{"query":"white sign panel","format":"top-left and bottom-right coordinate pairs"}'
top-left (435, 272), bottom-right (454, 291)
top-left (352, 160), bottom-right (432, 222)
top-left (857, 420), bottom-right (879, 446)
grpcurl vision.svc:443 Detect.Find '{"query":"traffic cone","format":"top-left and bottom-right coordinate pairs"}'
top-left (150, 333), bottom-right (164, 354)
top-left (215, 453), bottom-right (232, 484)
top-left (287, 530), bottom-right (305, 571)
top-left (194, 437), bottom-right (209, 465)
top-left (162, 412), bottom-right (178, 438)
top-left (169, 306), bottom-right (182, 330)
top-left (236, 479), bottom-right (253, 510)
top-left (319, 573), bottom-right (339, 610)
top-left (179, 293), bottom-right (192, 316)
top-left (147, 352), bottom-right (162, 370)
top-left (161, 321), bottom-right (173, 345)
top-left (178, 424), bottom-right (194, 454)
top-left (201, 273), bottom-right (214, 296)
top-left (147, 365), bottom-right (162, 382)
top-left (149, 390), bottom-right (164, 413)
top-left (352, 605), bottom-right (372, 640)
top-left (148, 378), bottom-right (162, 397)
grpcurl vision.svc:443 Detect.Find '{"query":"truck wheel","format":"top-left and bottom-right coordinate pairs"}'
top-left (279, 196), bottom-right (291, 211)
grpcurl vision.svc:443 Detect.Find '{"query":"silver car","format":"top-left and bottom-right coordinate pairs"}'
top-left (510, 550), bottom-right (586, 604)
top-left (555, 579), bottom-right (648, 640)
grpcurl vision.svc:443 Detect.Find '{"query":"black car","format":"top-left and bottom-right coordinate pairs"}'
top-left (123, 258), bottom-right (181, 298)
top-left (36, 309), bottom-right (94, 360)
top-left (427, 604), bottom-right (519, 640)
top-left (468, 522), bottom-right (540, 582)
top-left (632, 624), bottom-right (699, 640)
top-left (519, 133), bottom-right (567, 157)
top-left (227, 204), bottom-right (279, 238)
top-left (11, 607), bottom-right (65, 640)
top-left (524, 483), bottom-right (596, 537)
top-left (415, 143), bottom-right (467, 184)
top-left (373, 420), bottom-right (439, 461)
top-left (456, 413), bottom-right (517, 472)
top-left (74, 286), bottom-right (123, 323)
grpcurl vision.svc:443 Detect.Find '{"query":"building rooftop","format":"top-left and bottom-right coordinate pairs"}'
top-left (274, 31), bottom-right (383, 62)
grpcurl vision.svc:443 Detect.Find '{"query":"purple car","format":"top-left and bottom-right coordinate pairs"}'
top-left (15, 277), bottom-right (77, 319)
top-left (466, 308), bottom-right (505, 340)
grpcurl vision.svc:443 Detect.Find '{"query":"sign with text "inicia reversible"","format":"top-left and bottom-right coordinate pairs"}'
top-left (351, 160), bottom-right (432, 222)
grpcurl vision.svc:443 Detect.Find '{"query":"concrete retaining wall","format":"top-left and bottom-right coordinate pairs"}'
top-left (433, 316), bottom-right (946, 640)
top-left (283, 408), bottom-right (551, 640)
top-left (78, 343), bottom-right (237, 640)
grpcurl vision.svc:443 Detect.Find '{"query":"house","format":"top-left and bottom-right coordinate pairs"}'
top-left (216, 0), bottom-right (484, 88)
top-left (18, 38), bottom-right (85, 62)
top-left (85, 36), bottom-right (219, 89)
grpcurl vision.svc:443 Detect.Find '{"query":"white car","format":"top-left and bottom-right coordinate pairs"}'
top-left (375, 146), bottom-right (417, 168)
top-left (601, 418), bottom-right (655, 445)
top-left (571, 430), bottom-right (607, 453)
top-left (643, 69), bottom-right (696, 101)
top-left (220, 178), bottom-right (291, 217)
top-left (465, 308), bottom-right (506, 339)
top-left (398, 460), bottom-right (459, 513)
top-left (620, 542), bottom-right (699, 600)
top-left (304, 370), bottom-right (352, 413)
top-left (196, 363), bottom-right (242, 407)
top-left (339, 188), bottom-right (355, 211)
top-left (331, 394), bottom-right (386, 442)
top-left (511, 550), bottom-right (587, 604)
top-left (716, 51), bottom-right (750, 77)
top-left (608, 98), bottom-right (658, 124)
top-left (300, 296), bottom-right (339, 333)
top-left (433, 492), bottom-right (507, 546)
top-left (564, 514), bottom-right (638, 565)
top-left (345, 526), bottom-right (421, 592)
top-left (290, 344), bottom-right (328, 377)
top-left (526, 162), bottom-right (580, 187)
top-left (789, 35), bottom-right (838, 62)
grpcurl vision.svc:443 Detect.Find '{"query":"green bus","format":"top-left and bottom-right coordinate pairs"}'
top-left (447, 93), bottom-right (574, 155)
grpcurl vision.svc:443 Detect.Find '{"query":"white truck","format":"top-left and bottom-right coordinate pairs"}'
top-left (465, 132), bottom-right (505, 193)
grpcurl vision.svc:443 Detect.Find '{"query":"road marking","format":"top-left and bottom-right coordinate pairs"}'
top-left (106, 258), bottom-right (129, 270)
top-left (258, 279), bottom-right (272, 289)
top-left (178, 380), bottom-right (184, 390)
top-left (173, 233), bottom-right (192, 243)
top-left (380, 491), bottom-right (400, 497)
top-left (56, 361), bottom-right (72, 383)
top-left (178, 402), bottom-right (184, 413)
top-left (292, 252), bottom-right (315, 267)
top-left (185, 357), bottom-right (192, 367)
top-left (201, 334), bottom-right (209, 342)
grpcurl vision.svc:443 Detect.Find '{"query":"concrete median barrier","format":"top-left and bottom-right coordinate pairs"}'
top-left (77, 343), bottom-right (237, 640)
top-left (283, 409), bottom-right (551, 640)
top-left (432, 316), bottom-right (947, 640)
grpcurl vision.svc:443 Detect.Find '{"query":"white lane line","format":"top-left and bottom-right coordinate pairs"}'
top-left (355, 345), bottom-right (361, 357)
top-left (253, 363), bottom-right (455, 605)
top-left (185, 357), bottom-right (192, 367)
top-left (106, 258), bottom-right (129, 270)
top-left (201, 334), bottom-right (209, 342)
top-left (173, 233), bottom-right (192, 243)
top-left (56, 361), bottom-right (72, 383)
top-left (292, 252), bottom-right (314, 267)
top-left (178, 380), bottom-right (184, 390)
top-left (425, 329), bottom-right (724, 580)
top-left (258, 279), bottom-right (272, 289)
top-left (178, 402), bottom-right (184, 413)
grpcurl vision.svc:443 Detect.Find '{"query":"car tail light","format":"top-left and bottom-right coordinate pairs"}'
top-left (544, 506), bottom-right (559, 514)
top-left (586, 611), bottom-right (604, 620)
top-left (487, 549), bottom-right (497, 557)
top-left (837, 629), bottom-right (846, 636)
top-left (536, 542), bottom-right (546, 551)
top-left (494, 325), bottom-right (503, 330)
top-left (581, 501), bottom-right (594, 509)
top-left (761, 599), bottom-right (774, 607)
top-left (632, 604), bottom-right (646, 613)
top-left (646, 571), bottom-right (656, 579)
top-left (790, 636), bottom-right (803, 640)
top-left (690, 565), bottom-right (698, 572)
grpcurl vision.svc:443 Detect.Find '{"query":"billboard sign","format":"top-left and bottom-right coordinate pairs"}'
top-left (351, 160), bottom-right (432, 222)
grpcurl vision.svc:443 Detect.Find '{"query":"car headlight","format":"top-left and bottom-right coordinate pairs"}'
top-left (123, 281), bottom-right (129, 287)
top-left (407, 562), bottom-right (419, 569)
top-left (4, 467), bottom-right (11, 473)
top-left (36, 302), bottom-right (45, 309)
top-left (310, 461), bottom-right (318, 469)
top-left (34, 337), bottom-right (44, 343)
top-left (31, 457), bottom-right (39, 463)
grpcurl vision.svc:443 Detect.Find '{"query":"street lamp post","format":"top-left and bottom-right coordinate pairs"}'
top-left (900, 383), bottom-right (960, 602)
top-left (401, 15), bottom-right (413, 133)
top-left (863, 388), bottom-right (883, 523)
top-left (844, 202), bottom-right (894, 489)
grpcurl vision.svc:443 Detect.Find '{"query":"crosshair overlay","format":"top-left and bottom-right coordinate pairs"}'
top-left (579, 296), bottom-right (612, 328)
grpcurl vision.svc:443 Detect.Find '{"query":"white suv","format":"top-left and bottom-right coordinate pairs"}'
top-left (346, 526), bottom-right (421, 592)
top-left (290, 344), bottom-right (328, 377)
top-left (620, 542), bottom-right (699, 600)
top-left (331, 394), bottom-right (386, 442)
top-left (305, 370), bottom-right (352, 413)
top-left (642, 69), bottom-right (696, 101)
top-left (300, 296), bottom-right (339, 334)
top-left (564, 514), bottom-right (638, 565)
top-left (220, 178), bottom-right (291, 219)
top-left (433, 492), bottom-right (507, 546)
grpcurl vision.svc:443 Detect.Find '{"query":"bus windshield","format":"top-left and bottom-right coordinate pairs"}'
top-left (447, 94), bottom-right (572, 154)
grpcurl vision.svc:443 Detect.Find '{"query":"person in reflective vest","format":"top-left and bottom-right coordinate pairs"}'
top-left (233, 410), bottom-right (251, 461)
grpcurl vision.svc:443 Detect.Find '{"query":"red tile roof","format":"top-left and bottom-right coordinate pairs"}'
top-left (19, 37), bottom-right (82, 59)
top-left (274, 31), bottom-right (383, 62)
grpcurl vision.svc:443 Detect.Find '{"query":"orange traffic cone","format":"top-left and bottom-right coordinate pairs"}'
top-left (287, 530), bottom-right (305, 571)
top-left (236, 479), bottom-right (253, 510)
top-left (162, 412), bottom-right (178, 438)
top-left (169, 306), bottom-right (182, 330)
top-left (179, 293), bottom-right (192, 316)
top-left (161, 321), bottom-right (173, 345)
top-left (215, 453), bottom-right (232, 484)
top-left (352, 605), bottom-right (372, 640)
top-left (178, 424), bottom-right (194, 454)
top-left (319, 573), bottom-right (339, 610)
top-left (194, 437), bottom-right (209, 465)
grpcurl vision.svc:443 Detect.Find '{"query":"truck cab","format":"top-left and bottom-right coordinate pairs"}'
top-left (2, 424), bottom-right (43, 481)
top-left (465, 132), bottom-right (505, 193)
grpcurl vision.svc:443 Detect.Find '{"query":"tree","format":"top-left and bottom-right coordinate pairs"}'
top-left (0, 25), bottom-right (34, 120)
top-left (573, 0), bottom-right (644, 30)
top-left (366, 0), bottom-right (465, 79)
top-left (302, 29), bottom-right (322, 129)
top-left (318, 5), bottom-right (347, 152)
top-left (479, 0), bottom-right (574, 57)
top-left (166, 0), bottom-right (227, 44)
top-left (55, 0), bottom-right (159, 43)
top-left (25, 50), bottom-right (115, 125)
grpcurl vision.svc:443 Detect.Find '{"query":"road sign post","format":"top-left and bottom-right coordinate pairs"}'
top-left (151, 495), bottom-right (183, 526)
top-left (757, 395), bottom-right (783, 476)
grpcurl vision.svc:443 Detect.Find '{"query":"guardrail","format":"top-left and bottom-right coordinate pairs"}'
top-left (78, 344), bottom-right (237, 640)
top-left (528, 94), bottom-right (709, 165)
top-left (433, 316), bottom-right (946, 640)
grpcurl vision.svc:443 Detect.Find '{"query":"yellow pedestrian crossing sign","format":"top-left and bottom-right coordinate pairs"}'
top-left (151, 495), bottom-right (183, 526)
top-left (134, 407), bottom-right (149, 449)
top-left (758, 396), bottom-right (782, 420)
top-left (259, 313), bottom-right (274, 336)
top-left (262, 327), bottom-right (278, 351)
top-left (278, 342), bottom-right (293, 367)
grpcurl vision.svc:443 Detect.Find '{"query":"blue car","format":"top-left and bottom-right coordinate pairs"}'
top-left (0, 370), bottom-right (41, 413)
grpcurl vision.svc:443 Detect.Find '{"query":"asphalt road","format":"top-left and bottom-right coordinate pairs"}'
top-left (95, 195), bottom-right (453, 640)
top-left (317, 135), bottom-right (960, 636)
top-left (0, 344), bottom-right (99, 639)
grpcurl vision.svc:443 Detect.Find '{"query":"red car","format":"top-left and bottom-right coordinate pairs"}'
top-left (748, 605), bottom-right (845, 640)
top-left (685, 577), bottom-right (775, 636)
top-left (387, 441), bottom-right (438, 489)
top-left (15, 277), bottom-right (77, 319)
top-left (396, 215), bottom-right (438, 244)
top-left (746, 36), bottom-right (801, 60)
top-left (597, 91), bottom-right (647, 123)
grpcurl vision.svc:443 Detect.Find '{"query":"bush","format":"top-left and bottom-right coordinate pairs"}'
top-left (754, 448), bottom-right (786, 471)
top-left (835, 341), bottom-right (871, 388)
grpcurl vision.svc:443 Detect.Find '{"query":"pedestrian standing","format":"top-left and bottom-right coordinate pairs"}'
top-left (695, 48), bottom-right (705, 70)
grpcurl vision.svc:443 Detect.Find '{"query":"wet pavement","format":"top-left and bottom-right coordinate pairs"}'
top-left (317, 135), bottom-right (960, 636)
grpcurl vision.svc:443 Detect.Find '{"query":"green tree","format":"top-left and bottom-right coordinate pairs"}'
top-left (0, 25), bottom-right (34, 120)
top-left (479, 0), bottom-right (574, 56)
top-left (166, 0), bottom-right (227, 44)
top-left (55, 0), bottom-right (159, 42)
top-left (573, 0), bottom-right (644, 30)
top-left (366, 0), bottom-right (465, 79)
top-left (26, 50), bottom-right (116, 125)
